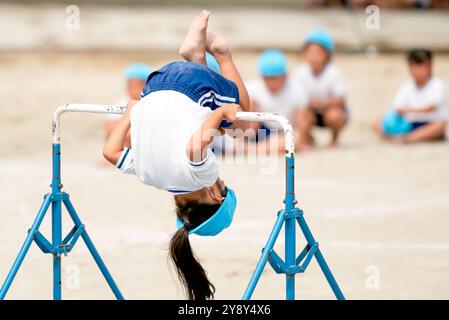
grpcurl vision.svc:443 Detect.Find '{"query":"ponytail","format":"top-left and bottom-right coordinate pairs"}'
top-left (169, 216), bottom-right (216, 300)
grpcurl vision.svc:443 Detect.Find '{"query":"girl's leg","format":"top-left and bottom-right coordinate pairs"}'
top-left (206, 32), bottom-right (250, 112)
top-left (179, 10), bottom-right (209, 64)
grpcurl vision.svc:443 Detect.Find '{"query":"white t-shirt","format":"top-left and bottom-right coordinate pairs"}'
top-left (392, 76), bottom-right (448, 123)
top-left (293, 63), bottom-right (347, 101)
top-left (116, 90), bottom-right (219, 194)
top-left (245, 77), bottom-right (308, 129)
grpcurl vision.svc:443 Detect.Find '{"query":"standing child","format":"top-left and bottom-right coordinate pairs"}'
top-left (373, 49), bottom-right (447, 143)
top-left (103, 11), bottom-right (250, 300)
top-left (294, 28), bottom-right (348, 151)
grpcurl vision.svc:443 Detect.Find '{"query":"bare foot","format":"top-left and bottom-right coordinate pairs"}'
top-left (179, 10), bottom-right (210, 63)
top-left (307, 133), bottom-right (315, 146)
top-left (297, 142), bottom-right (313, 153)
top-left (328, 139), bottom-right (338, 148)
top-left (206, 31), bottom-right (230, 61)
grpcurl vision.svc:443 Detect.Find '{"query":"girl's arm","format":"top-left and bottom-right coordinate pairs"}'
top-left (187, 103), bottom-right (241, 162)
top-left (103, 100), bottom-right (136, 165)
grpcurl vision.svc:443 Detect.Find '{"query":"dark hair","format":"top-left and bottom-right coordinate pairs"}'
top-left (169, 188), bottom-right (227, 300)
top-left (407, 49), bottom-right (432, 65)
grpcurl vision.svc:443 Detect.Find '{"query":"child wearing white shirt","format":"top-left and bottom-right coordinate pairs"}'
top-left (294, 29), bottom-right (349, 151)
top-left (103, 11), bottom-right (250, 300)
top-left (244, 49), bottom-right (308, 153)
top-left (373, 49), bottom-right (447, 143)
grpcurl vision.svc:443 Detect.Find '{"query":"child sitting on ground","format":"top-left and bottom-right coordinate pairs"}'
top-left (245, 49), bottom-right (308, 153)
top-left (373, 49), bottom-right (447, 143)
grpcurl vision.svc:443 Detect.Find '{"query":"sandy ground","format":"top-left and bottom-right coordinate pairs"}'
top-left (1, 50), bottom-right (449, 300)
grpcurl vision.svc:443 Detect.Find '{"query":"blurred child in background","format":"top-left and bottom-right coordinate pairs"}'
top-left (373, 49), bottom-right (447, 143)
top-left (294, 29), bottom-right (348, 151)
top-left (103, 63), bottom-right (152, 139)
top-left (98, 63), bottom-right (151, 166)
top-left (245, 49), bottom-right (308, 153)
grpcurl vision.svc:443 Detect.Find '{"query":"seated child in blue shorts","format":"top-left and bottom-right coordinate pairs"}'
top-left (103, 10), bottom-right (250, 300)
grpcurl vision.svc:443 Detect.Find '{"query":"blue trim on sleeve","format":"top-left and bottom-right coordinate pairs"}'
top-left (168, 189), bottom-right (191, 194)
top-left (189, 157), bottom-right (208, 167)
top-left (117, 148), bottom-right (130, 169)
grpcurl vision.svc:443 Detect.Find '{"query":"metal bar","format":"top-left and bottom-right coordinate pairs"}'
top-left (33, 231), bottom-right (54, 254)
top-left (296, 215), bottom-right (345, 300)
top-left (236, 111), bottom-right (294, 156)
top-left (65, 224), bottom-right (85, 253)
top-left (298, 243), bottom-right (318, 272)
top-left (51, 143), bottom-right (62, 300)
top-left (242, 210), bottom-right (285, 300)
top-left (284, 156), bottom-right (296, 300)
top-left (52, 104), bottom-right (127, 143)
top-left (62, 226), bottom-right (77, 245)
top-left (63, 198), bottom-right (124, 300)
top-left (267, 249), bottom-right (287, 274)
top-left (0, 194), bottom-right (52, 299)
top-left (295, 245), bottom-right (310, 266)
top-left (52, 106), bottom-right (294, 156)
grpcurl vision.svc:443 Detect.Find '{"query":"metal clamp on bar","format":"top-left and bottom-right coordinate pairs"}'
top-left (236, 112), bottom-right (294, 156)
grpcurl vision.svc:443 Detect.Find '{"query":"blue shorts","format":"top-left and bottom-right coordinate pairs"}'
top-left (142, 61), bottom-right (240, 128)
top-left (410, 122), bottom-right (428, 130)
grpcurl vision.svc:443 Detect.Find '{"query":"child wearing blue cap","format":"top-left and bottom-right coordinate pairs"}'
top-left (103, 63), bottom-right (152, 146)
top-left (245, 49), bottom-right (308, 153)
top-left (294, 28), bottom-right (348, 151)
top-left (103, 10), bottom-right (250, 300)
top-left (373, 49), bottom-right (447, 144)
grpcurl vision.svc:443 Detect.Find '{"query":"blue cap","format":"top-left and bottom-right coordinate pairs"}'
top-left (305, 29), bottom-right (334, 53)
top-left (124, 63), bottom-right (152, 82)
top-left (176, 187), bottom-right (237, 236)
top-left (382, 110), bottom-right (412, 136)
top-left (257, 49), bottom-right (287, 77)
top-left (206, 53), bottom-right (221, 74)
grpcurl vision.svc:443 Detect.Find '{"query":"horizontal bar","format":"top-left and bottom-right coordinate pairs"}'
top-left (52, 103), bottom-right (127, 143)
top-left (52, 104), bottom-right (295, 155)
top-left (236, 112), bottom-right (294, 156)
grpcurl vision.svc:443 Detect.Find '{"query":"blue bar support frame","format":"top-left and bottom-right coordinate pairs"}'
top-left (242, 156), bottom-right (345, 300)
top-left (0, 143), bottom-right (124, 300)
